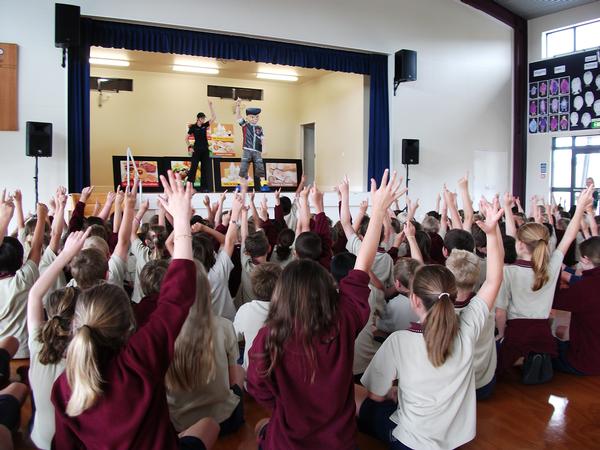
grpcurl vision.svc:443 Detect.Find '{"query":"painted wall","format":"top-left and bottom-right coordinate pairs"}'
top-left (1, 0), bottom-right (513, 216)
top-left (526, 2), bottom-right (600, 203)
top-left (297, 71), bottom-right (366, 191)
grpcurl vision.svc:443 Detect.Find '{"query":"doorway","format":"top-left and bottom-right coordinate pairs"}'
top-left (302, 123), bottom-right (315, 185)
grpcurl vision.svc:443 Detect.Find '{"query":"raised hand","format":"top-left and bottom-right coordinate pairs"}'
top-left (219, 190), bottom-right (228, 204)
top-left (359, 199), bottom-right (368, 214)
top-left (403, 220), bottom-right (416, 238)
top-left (115, 185), bottom-right (124, 206)
top-left (106, 190), bottom-right (116, 204)
top-left (370, 169), bottom-right (402, 213)
top-left (13, 189), bottom-right (22, 204)
top-left (125, 180), bottom-right (139, 209)
top-left (80, 185), bottom-right (95, 203)
top-left (158, 171), bottom-right (194, 223)
top-left (203, 195), bottom-right (210, 209)
top-left (249, 188), bottom-right (256, 204)
top-left (61, 228), bottom-right (92, 260)
top-left (476, 201), bottom-right (503, 234)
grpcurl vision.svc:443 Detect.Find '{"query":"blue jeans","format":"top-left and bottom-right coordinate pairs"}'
top-left (476, 376), bottom-right (496, 400)
top-left (357, 398), bottom-right (413, 450)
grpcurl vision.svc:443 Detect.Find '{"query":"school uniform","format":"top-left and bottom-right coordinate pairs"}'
top-left (129, 237), bottom-right (151, 303)
top-left (552, 265), bottom-right (600, 374)
top-left (167, 317), bottom-right (241, 432)
top-left (376, 293), bottom-right (419, 334)
top-left (360, 296), bottom-right (490, 450)
top-left (233, 300), bottom-right (270, 370)
top-left (354, 289), bottom-right (385, 375)
top-left (269, 246), bottom-right (293, 268)
top-left (454, 293), bottom-right (497, 395)
top-left (28, 325), bottom-right (65, 449)
top-left (66, 254), bottom-right (127, 290)
top-left (239, 244), bottom-right (258, 305)
top-left (39, 247), bottom-right (67, 306)
top-left (346, 235), bottom-right (394, 288)
top-left (247, 269), bottom-right (370, 450)
top-left (0, 260), bottom-right (39, 358)
top-left (52, 260), bottom-right (197, 450)
top-left (208, 250), bottom-right (236, 320)
top-left (311, 212), bottom-right (333, 271)
top-left (495, 251), bottom-right (564, 372)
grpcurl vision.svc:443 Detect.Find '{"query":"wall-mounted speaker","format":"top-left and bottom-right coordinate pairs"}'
top-left (26, 122), bottom-right (53, 157)
top-left (401, 139), bottom-right (419, 165)
top-left (395, 49), bottom-right (417, 84)
top-left (55, 3), bottom-right (80, 48)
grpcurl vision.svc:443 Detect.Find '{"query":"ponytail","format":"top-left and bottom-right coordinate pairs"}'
top-left (65, 325), bottom-right (103, 416)
top-left (531, 239), bottom-right (550, 291)
top-left (275, 228), bottom-right (295, 262)
top-left (423, 293), bottom-right (459, 367)
top-left (411, 265), bottom-right (459, 367)
top-left (38, 287), bottom-right (79, 365)
top-left (517, 223), bottom-right (551, 291)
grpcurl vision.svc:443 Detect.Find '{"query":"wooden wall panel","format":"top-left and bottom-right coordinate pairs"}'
top-left (0, 43), bottom-right (18, 131)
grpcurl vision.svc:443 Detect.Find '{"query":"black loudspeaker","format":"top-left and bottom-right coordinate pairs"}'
top-left (402, 139), bottom-right (419, 165)
top-left (55, 3), bottom-right (80, 48)
top-left (26, 122), bottom-right (53, 157)
top-left (395, 49), bottom-right (417, 83)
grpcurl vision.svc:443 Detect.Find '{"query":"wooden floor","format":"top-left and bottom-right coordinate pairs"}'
top-left (10, 361), bottom-right (600, 449)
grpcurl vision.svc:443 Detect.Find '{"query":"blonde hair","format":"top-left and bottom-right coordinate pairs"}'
top-left (411, 265), bottom-right (459, 367)
top-left (445, 249), bottom-right (481, 290)
top-left (165, 261), bottom-right (216, 391)
top-left (517, 223), bottom-right (550, 291)
top-left (83, 236), bottom-right (110, 257)
top-left (65, 283), bottom-right (134, 416)
top-left (422, 216), bottom-right (440, 234)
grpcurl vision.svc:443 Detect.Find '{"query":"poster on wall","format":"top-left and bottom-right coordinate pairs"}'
top-left (265, 161), bottom-right (299, 187)
top-left (216, 159), bottom-right (255, 189)
top-left (529, 47), bottom-right (600, 133)
top-left (208, 123), bottom-right (236, 157)
top-left (170, 160), bottom-right (201, 189)
top-left (119, 160), bottom-right (160, 188)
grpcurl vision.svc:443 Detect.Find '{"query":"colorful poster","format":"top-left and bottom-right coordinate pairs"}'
top-left (208, 123), bottom-right (236, 157)
top-left (219, 161), bottom-right (254, 187)
top-left (266, 162), bottom-right (298, 187)
top-left (119, 160), bottom-right (159, 188)
top-left (170, 160), bottom-right (201, 188)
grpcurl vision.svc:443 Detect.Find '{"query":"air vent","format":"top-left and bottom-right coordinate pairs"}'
top-left (207, 85), bottom-right (263, 101)
top-left (90, 77), bottom-right (133, 92)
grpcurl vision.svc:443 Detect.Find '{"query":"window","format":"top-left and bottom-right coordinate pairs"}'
top-left (551, 136), bottom-right (600, 212)
top-left (544, 19), bottom-right (600, 58)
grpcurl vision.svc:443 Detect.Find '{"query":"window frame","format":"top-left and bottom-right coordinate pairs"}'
top-left (543, 18), bottom-right (600, 59)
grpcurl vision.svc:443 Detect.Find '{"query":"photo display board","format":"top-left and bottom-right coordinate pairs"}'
top-left (528, 47), bottom-right (600, 134)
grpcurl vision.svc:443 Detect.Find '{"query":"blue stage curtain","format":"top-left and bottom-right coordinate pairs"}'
top-left (68, 18), bottom-right (389, 189)
top-left (67, 28), bottom-right (90, 193)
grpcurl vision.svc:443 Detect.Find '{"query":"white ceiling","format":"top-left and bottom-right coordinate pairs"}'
top-left (90, 47), bottom-right (333, 83)
top-left (493, 0), bottom-right (598, 20)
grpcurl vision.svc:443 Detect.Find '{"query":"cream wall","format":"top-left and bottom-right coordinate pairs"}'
top-left (526, 2), bottom-right (600, 203)
top-left (1, 0), bottom-right (514, 217)
top-left (297, 72), bottom-right (366, 191)
top-left (89, 67), bottom-right (308, 188)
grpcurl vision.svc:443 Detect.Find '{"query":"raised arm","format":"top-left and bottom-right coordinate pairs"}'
top-left (406, 197), bottom-right (419, 224)
top-left (27, 203), bottom-right (48, 265)
top-left (404, 221), bottom-right (423, 264)
top-left (435, 193), bottom-right (441, 215)
top-left (557, 186), bottom-right (594, 255)
top-left (214, 190), bottom-right (227, 228)
top-left (12, 189), bottom-right (25, 232)
top-left (457, 173), bottom-right (474, 231)
top-left (27, 229), bottom-right (90, 333)
top-left (208, 99), bottom-right (216, 123)
top-left (157, 171), bottom-right (194, 261)
top-left (0, 194), bottom-right (15, 243)
top-left (112, 187), bottom-right (124, 233)
top-left (340, 176), bottom-right (356, 240)
top-left (298, 187), bottom-right (311, 233)
top-left (98, 190), bottom-right (116, 221)
top-left (440, 191), bottom-right (449, 237)
top-left (476, 200), bottom-right (505, 311)
top-left (225, 193), bottom-right (243, 256)
top-left (240, 206), bottom-right (249, 246)
top-left (353, 200), bottom-right (368, 234)
top-left (235, 98), bottom-right (242, 121)
top-left (130, 199), bottom-right (149, 241)
top-left (113, 181), bottom-right (138, 262)
top-left (49, 188), bottom-right (67, 254)
top-left (355, 170), bottom-right (402, 272)
top-left (444, 187), bottom-right (462, 230)
top-left (503, 192), bottom-right (517, 238)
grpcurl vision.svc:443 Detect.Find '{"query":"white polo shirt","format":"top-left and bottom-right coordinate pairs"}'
top-left (454, 295), bottom-right (496, 389)
top-left (233, 300), bottom-right (270, 369)
top-left (129, 238), bottom-right (151, 303)
top-left (377, 293), bottom-right (419, 334)
top-left (361, 296), bottom-right (489, 450)
top-left (208, 249), bottom-right (236, 320)
top-left (495, 249), bottom-right (564, 320)
top-left (0, 260), bottom-right (39, 358)
top-left (346, 234), bottom-right (394, 288)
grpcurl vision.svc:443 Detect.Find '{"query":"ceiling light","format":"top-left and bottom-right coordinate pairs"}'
top-left (256, 72), bottom-right (298, 82)
top-left (89, 57), bottom-right (130, 67)
top-left (172, 65), bottom-right (219, 74)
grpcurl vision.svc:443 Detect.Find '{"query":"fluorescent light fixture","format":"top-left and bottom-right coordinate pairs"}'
top-left (172, 65), bottom-right (219, 74)
top-left (256, 72), bottom-right (298, 82)
top-left (89, 57), bottom-right (130, 67)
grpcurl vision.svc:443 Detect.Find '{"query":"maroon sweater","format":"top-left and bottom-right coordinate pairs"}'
top-left (553, 265), bottom-right (600, 374)
top-left (51, 260), bottom-right (196, 450)
top-left (246, 269), bottom-right (370, 450)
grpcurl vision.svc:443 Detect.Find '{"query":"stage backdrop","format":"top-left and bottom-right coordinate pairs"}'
top-left (68, 18), bottom-right (389, 192)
